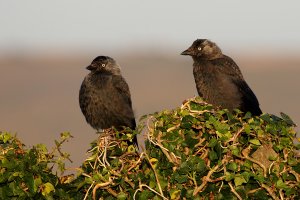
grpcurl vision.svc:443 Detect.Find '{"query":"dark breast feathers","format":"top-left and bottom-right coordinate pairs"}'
top-left (193, 56), bottom-right (262, 116)
top-left (79, 73), bottom-right (136, 130)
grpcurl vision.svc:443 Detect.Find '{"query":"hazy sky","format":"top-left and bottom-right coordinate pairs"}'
top-left (1, 1), bottom-right (300, 51)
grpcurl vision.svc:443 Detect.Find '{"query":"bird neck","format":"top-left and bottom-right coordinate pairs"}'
top-left (112, 68), bottom-right (121, 75)
top-left (91, 69), bottom-right (121, 76)
top-left (192, 53), bottom-right (223, 62)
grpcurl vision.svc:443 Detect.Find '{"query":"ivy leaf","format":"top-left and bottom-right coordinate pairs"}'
top-left (243, 112), bottom-right (252, 119)
top-left (260, 114), bottom-right (271, 123)
top-left (170, 189), bottom-right (181, 200)
top-left (60, 132), bottom-right (72, 140)
top-left (280, 112), bottom-right (296, 126)
top-left (208, 138), bottom-right (218, 148)
top-left (1, 132), bottom-right (12, 143)
top-left (208, 150), bottom-right (218, 161)
top-left (117, 192), bottom-right (127, 200)
top-left (181, 115), bottom-right (193, 129)
top-left (41, 182), bottom-right (55, 196)
top-left (249, 139), bottom-right (261, 146)
top-left (276, 179), bottom-right (288, 189)
top-left (227, 162), bottom-right (238, 172)
top-left (185, 134), bottom-right (198, 148)
top-left (292, 163), bottom-right (300, 174)
top-left (230, 146), bottom-right (240, 156)
top-left (225, 172), bottom-right (234, 181)
top-left (234, 176), bottom-right (247, 186)
top-left (149, 158), bottom-right (158, 169)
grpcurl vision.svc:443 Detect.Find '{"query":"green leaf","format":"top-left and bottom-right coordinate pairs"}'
top-left (225, 172), bottom-right (234, 181)
top-left (254, 174), bottom-right (265, 183)
top-left (276, 179), bottom-right (288, 189)
top-left (1, 132), bottom-right (12, 143)
top-left (249, 139), bottom-right (261, 146)
top-left (294, 143), bottom-right (300, 150)
top-left (252, 189), bottom-right (270, 200)
top-left (260, 114), bottom-right (271, 123)
top-left (241, 172), bottom-right (251, 182)
top-left (208, 150), bottom-right (218, 161)
top-left (181, 115), bottom-right (193, 129)
top-left (230, 146), bottom-right (240, 156)
top-left (243, 112), bottom-right (252, 119)
top-left (172, 173), bottom-right (188, 183)
top-left (185, 134), bottom-right (198, 148)
top-left (180, 109), bottom-right (190, 117)
top-left (24, 174), bottom-right (35, 194)
top-left (227, 162), bottom-right (238, 172)
top-left (280, 137), bottom-right (291, 146)
top-left (190, 101), bottom-right (204, 111)
top-left (180, 157), bottom-right (207, 173)
top-left (60, 132), bottom-right (72, 140)
top-left (34, 177), bottom-right (42, 193)
top-left (170, 189), bottom-right (181, 200)
top-left (268, 155), bottom-right (277, 161)
top-left (292, 163), bottom-right (300, 174)
top-left (41, 182), bottom-right (55, 196)
top-left (208, 138), bottom-right (218, 148)
top-left (36, 144), bottom-right (48, 152)
top-left (234, 176), bottom-right (247, 186)
top-left (117, 192), bottom-right (127, 200)
top-left (280, 112), bottom-right (296, 126)
top-left (244, 124), bottom-right (251, 134)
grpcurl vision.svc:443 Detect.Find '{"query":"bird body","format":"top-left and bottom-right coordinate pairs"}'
top-left (182, 39), bottom-right (262, 116)
top-left (79, 56), bottom-right (136, 131)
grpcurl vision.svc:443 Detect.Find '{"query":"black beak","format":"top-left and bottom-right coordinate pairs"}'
top-left (181, 48), bottom-right (192, 55)
top-left (86, 65), bottom-right (95, 71)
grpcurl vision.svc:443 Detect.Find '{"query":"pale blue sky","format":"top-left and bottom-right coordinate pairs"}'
top-left (0, 1), bottom-right (300, 50)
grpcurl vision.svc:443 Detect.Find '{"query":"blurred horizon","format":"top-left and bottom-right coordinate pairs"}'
top-left (1, 49), bottom-right (299, 168)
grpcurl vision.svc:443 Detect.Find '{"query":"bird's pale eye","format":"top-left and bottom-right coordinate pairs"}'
top-left (101, 64), bottom-right (105, 67)
top-left (198, 47), bottom-right (202, 51)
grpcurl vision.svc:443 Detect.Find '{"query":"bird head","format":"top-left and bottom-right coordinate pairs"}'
top-left (181, 39), bottom-right (222, 60)
top-left (86, 56), bottom-right (121, 75)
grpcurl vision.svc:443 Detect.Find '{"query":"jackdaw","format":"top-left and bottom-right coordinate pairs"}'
top-left (79, 56), bottom-right (137, 144)
top-left (181, 39), bottom-right (262, 116)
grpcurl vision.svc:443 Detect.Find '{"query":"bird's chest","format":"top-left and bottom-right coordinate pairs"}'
top-left (193, 62), bottom-right (239, 104)
top-left (85, 75), bottom-right (116, 102)
top-left (91, 75), bottom-right (112, 88)
top-left (193, 62), bottom-right (220, 91)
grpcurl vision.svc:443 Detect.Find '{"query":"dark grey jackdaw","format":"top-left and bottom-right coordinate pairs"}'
top-left (181, 39), bottom-right (262, 116)
top-left (79, 56), bottom-right (137, 144)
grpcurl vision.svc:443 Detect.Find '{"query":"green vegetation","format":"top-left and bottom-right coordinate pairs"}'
top-left (1, 97), bottom-right (299, 199)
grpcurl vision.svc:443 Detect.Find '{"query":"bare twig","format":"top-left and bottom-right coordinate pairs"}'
top-left (289, 169), bottom-right (300, 182)
top-left (279, 189), bottom-right (284, 200)
top-left (241, 146), bottom-right (267, 177)
top-left (144, 153), bottom-right (167, 199)
top-left (128, 152), bottom-right (145, 172)
top-left (92, 178), bottom-right (113, 200)
top-left (260, 183), bottom-right (280, 200)
top-left (83, 181), bottom-right (95, 200)
top-left (193, 164), bottom-right (220, 195)
top-left (133, 184), bottom-right (168, 200)
top-left (228, 182), bottom-right (242, 200)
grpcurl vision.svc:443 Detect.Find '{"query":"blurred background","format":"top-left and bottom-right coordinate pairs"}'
top-left (0, 1), bottom-right (299, 169)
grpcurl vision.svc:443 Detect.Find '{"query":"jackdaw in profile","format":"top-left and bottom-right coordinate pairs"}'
top-left (79, 56), bottom-right (137, 144)
top-left (181, 39), bottom-right (262, 116)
